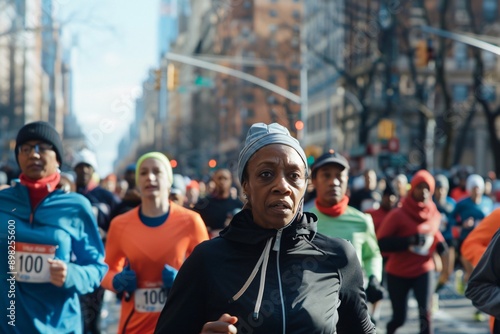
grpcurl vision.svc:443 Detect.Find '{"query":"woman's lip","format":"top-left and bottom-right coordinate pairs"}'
top-left (269, 201), bottom-right (291, 209)
top-left (268, 206), bottom-right (292, 215)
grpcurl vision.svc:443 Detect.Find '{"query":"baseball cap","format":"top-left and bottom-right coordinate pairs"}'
top-left (311, 149), bottom-right (349, 175)
top-left (72, 148), bottom-right (98, 171)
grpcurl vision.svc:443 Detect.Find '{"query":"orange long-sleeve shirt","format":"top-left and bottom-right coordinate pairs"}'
top-left (101, 203), bottom-right (209, 334)
top-left (462, 208), bottom-right (500, 267)
top-left (461, 208), bottom-right (500, 334)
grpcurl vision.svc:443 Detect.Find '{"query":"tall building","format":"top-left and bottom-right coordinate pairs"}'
top-left (158, 0), bottom-right (179, 59)
top-left (303, 1), bottom-right (345, 151)
top-left (209, 0), bottom-right (304, 167)
top-left (0, 0), bottom-right (66, 168)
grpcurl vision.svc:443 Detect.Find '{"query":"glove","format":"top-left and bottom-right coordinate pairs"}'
top-left (112, 264), bottom-right (137, 294)
top-left (365, 275), bottom-right (385, 304)
top-left (408, 234), bottom-right (426, 247)
top-left (162, 264), bottom-right (178, 289)
top-left (436, 241), bottom-right (448, 255)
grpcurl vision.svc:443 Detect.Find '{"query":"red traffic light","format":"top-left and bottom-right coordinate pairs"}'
top-left (295, 120), bottom-right (304, 131)
top-left (208, 159), bottom-right (217, 168)
top-left (170, 159), bottom-right (178, 168)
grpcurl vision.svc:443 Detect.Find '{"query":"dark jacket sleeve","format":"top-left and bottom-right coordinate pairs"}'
top-left (378, 236), bottom-right (412, 252)
top-left (154, 245), bottom-right (208, 334)
top-left (336, 240), bottom-right (376, 334)
top-left (465, 229), bottom-right (500, 318)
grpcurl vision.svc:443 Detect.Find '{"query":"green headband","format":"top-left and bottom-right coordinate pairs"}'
top-left (135, 152), bottom-right (173, 186)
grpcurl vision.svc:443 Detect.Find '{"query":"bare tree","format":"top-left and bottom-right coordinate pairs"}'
top-left (464, 0), bottom-right (500, 174)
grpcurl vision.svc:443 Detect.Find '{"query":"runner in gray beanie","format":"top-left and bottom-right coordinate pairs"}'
top-left (238, 122), bottom-right (307, 183)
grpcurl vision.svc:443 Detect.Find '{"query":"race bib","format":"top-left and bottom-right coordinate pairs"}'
top-left (134, 287), bottom-right (167, 313)
top-left (409, 234), bottom-right (434, 256)
top-left (15, 242), bottom-right (56, 283)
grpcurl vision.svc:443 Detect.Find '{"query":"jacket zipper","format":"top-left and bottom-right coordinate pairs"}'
top-left (29, 190), bottom-right (58, 227)
top-left (273, 227), bottom-right (286, 334)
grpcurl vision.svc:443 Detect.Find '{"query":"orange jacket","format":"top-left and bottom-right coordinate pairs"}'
top-left (102, 203), bottom-right (209, 334)
top-left (461, 208), bottom-right (500, 267)
top-left (461, 208), bottom-right (500, 334)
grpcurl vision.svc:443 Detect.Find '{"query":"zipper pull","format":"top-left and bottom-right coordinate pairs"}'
top-left (273, 228), bottom-right (283, 251)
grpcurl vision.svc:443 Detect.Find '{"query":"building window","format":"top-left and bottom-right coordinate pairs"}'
top-left (483, 0), bottom-right (497, 22)
top-left (452, 84), bottom-right (468, 102)
top-left (454, 42), bottom-right (467, 68)
top-left (292, 10), bottom-right (301, 20)
top-left (478, 84), bottom-right (496, 102)
top-left (269, 9), bottom-right (278, 17)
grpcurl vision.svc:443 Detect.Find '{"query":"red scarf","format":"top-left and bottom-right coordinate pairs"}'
top-left (401, 194), bottom-right (437, 222)
top-left (20, 173), bottom-right (61, 209)
top-left (315, 196), bottom-right (350, 217)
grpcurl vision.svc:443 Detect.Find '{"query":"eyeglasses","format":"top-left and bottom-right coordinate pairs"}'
top-left (18, 143), bottom-right (54, 156)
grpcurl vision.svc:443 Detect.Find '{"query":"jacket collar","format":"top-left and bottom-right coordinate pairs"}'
top-left (220, 209), bottom-right (318, 245)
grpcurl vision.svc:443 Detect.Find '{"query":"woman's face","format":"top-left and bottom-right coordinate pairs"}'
top-left (412, 182), bottom-right (431, 203)
top-left (242, 144), bottom-right (307, 229)
top-left (137, 158), bottom-right (170, 199)
top-left (17, 140), bottom-right (59, 180)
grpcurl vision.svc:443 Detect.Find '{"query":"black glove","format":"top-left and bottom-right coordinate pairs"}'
top-left (436, 241), bottom-right (448, 255)
top-left (365, 275), bottom-right (385, 304)
top-left (408, 234), bottom-right (426, 247)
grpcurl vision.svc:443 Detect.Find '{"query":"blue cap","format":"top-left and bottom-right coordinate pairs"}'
top-left (125, 163), bottom-right (136, 172)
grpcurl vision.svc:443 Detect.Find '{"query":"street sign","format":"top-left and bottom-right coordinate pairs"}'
top-left (194, 76), bottom-right (214, 87)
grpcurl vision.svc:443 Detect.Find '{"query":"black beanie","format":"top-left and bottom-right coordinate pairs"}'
top-left (15, 121), bottom-right (64, 165)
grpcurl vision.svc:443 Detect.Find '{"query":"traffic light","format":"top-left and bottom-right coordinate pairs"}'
top-left (304, 145), bottom-right (322, 166)
top-left (295, 120), bottom-right (304, 131)
top-left (167, 63), bottom-right (179, 91)
top-left (426, 38), bottom-right (435, 65)
top-left (170, 159), bottom-right (178, 168)
top-left (415, 40), bottom-right (429, 67)
top-left (208, 159), bottom-right (217, 169)
top-left (377, 119), bottom-right (395, 140)
top-left (154, 69), bottom-right (162, 90)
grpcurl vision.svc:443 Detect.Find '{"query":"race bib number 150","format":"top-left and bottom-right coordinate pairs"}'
top-left (15, 242), bottom-right (56, 283)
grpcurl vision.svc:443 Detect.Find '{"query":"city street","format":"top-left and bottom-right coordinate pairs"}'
top-left (100, 280), bottom-right (490, 334)
top-left (376, 284), bottom-right (490, 334)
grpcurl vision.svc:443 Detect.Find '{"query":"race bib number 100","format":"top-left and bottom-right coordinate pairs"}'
top-left (135, 288), bottom-right (167, 313)
top-left (15, 242), bottom-right (56, 283)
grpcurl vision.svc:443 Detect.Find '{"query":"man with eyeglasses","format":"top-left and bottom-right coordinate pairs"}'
top-left (0, 121), bottom-right (107, 334)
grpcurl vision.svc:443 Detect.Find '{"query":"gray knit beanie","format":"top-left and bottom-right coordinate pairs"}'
top-left (238, 123), bottom-right (307, 182)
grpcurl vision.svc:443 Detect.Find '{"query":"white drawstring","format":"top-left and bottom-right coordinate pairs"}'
top-left (231, 237), bottom-right (273, 320)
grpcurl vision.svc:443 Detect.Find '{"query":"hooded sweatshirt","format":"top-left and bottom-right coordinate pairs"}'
top-left (154, 209), bottom-right (376, 334)
top-left (377, 170), bottom-right (444, 278)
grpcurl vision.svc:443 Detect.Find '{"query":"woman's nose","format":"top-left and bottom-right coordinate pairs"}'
top-left (273, 173), bottom-right (291, 193)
